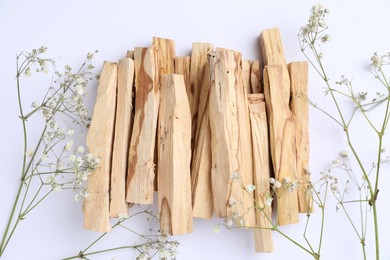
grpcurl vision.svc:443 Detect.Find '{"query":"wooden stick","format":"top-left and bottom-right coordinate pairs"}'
top-left (83, 61), bottom-right (117, 232)
top-left (189, 42), bottom-right (214, 149)
top-left (191, 64), bottom-right (213, 219)
top-left (260, 28), bottom-right (286, 66)
top-left (264, 65), bottom-right (299, 225)
top-left (126, 47), bottom-right (160, 205)
top-left (158, 74), bottom-right (193, 235)
top-left (250, 60), bottom-right (262, 93)
top-left (208, 50), bottom-right (255, 224)
top-left (278, 118), bottom-right (299, 225)
top-left (153, 37), bottom-right (175, 74)
top-left (174, 56), bottom-right (191, 96)
top-left (127, 50), bottom-right (134, 59)
top-left (110, 58), bottom-right (134, 218)
top-left (242, 59), bottom-right (252, 94)
top-left (288, 61), bottom-right (312, 213)
top-left (153, 37), bottom-right (176, 191)
top-left (248, 93), bottom-right (274, 253)
top-left (234, 52), bottom-right (256, 227)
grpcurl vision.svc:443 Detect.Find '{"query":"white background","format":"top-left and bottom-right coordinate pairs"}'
top-left (1, 0), bottom-right (390, 259)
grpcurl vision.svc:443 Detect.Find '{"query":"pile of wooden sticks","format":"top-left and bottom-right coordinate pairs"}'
top-left (82, 27), bottom-right (311, 253)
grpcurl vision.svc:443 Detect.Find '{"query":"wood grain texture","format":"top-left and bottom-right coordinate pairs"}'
top-left (174, 56), bottom-right (191, 96)
top-left (158, 74), bottom-right (193, 235)
top-left (110, 58), bottom-right (134, 218)
top-left (153, 37), bottom-right (175, 75)
top-left (242, 59), bottom-right (252, 94)
top-left (248, 93), bottom-right (274, 253)
top-left (126, 47), bottom-right (160, 205)
top-left (260, 28), bottom-right (286, 66)
top-left (189, 42), bottom-right (214, 149)
top-left (208, 50), bottom-right (255, 224)
top-left (263, 65), bottom-right (298, 225)
top-left (153, 37), bottom-right (176, 191)
top-left (83, 61), bottom-right (117, 232)
top-left (191, 64), bottom-right (213, 219)
top-left (289, 61), bottom-right (312, 213)
top-left (250, 60), bottom-right (262, 93)
top-left (278, 118), bottom-right (299, 225)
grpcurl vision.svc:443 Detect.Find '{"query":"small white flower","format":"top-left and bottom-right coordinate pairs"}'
top-left (65, 140), bottom-right (74, 151)
top-left (269, 178), bottom-right (275, 184)
top-left (340, 150), bottom-right (349, 158)
top-left (274, 180), bottom-right (282, 189)
top-left (25, 150), bottom-right (34, 157)
top-left (69, 154), bottom-right (76, 162)
top-left (76, 85), bottom-right (84, 96)
top-left (67, 129), bottom-right (75, 136)
top-left (225, 218), bottom-right (233, 227)
top-left (265, 196), bottom-right (273, 207)
top-left (31, 102), bottom-right (40, 108)
top-left (246, 184), bottom-right (256, 192)
top-left (76, 77), bottom-right (85, 85)
top-left (228, 198), bottom-right (236, 207)
top-left (77, 145), bottom-right (85, 153)
top-left (213, 225), bottom-right (221, 234)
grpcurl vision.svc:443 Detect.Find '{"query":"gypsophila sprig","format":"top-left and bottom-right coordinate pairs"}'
top-left (62, 206), bottom-right (179, 260)
top-left (0, 47), bottom-right (99, 257)
top-left (299, 4), bottom-right (390, 260)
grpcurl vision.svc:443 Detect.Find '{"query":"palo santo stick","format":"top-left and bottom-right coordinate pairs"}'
top-left (127, 50), bottom-right (134, 59)
top-left (208, 50), bottom-right (239, 218)
top-left (153, 37), bottom-right (175, 74)
top-left (191, 64), bottom-right (213, 219)
top-left (288, 61), bottom-right (312, 213)
top-left (153, 37), bottom-right (176, 191)
top-left (208, 50), bottom-right (255, 223)
top-left (260, 28), bottom-right (286, 66)
top-left (158, 74), bottom-right (193, 235)
top-left (126, 47), bottom-right (160, 205)
top-left (278, 118), bottom-right (299, 225)
top-left (110, 58), bottom-right (134, 218)
top-left (189, 42), bottom-right (214, 149)
top-left (242, 59), bottom-right (252, 94)
top-left (250, 60), bottom-right (262, 93)
top-left (248, 93), bottom-right (274, 253)
top-left (264, 65), bottom-right (299, 225)
top-left (174, 56), bottom-right (191, 96)
top-left (234, 52), bottom-right (256, 227)
top-left (83, 61), bottom-right (117, 232)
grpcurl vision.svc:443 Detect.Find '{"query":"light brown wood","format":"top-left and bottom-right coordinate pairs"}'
top-left (278, 118), bottom-right (299, 225)
top-left (248, 93), bottom-right (274, 253)
top-left (242, 59), bottom-right (252, 94)
top-left (189, 42), bottom-right (214, 149)
top-left (263, 65), bottom-right (299, 225)
top-left (153, 37), bottom-right (176, 191)
top-left (208, 50), bottom-right (255, 224)
top-left (127, 50), bottom-right (134, 59)
top-left (158, 74), bottom-right (193, 235)
top-left (153, 37), bottom-right (175, 74)
top-left (126, 47), bottom-right (160, 205)
top-left (83, 61), bottom-right (117, 232)
top-left (234, 52), bottom-right (256, 227)
top-left (289, 61), bottom-right (312, 213)
top-left (250, 60), bottom-right (262, 93)
top-left (260, 28), bottom-right (286, 66)
top-left (174, 56), bottom-right (191, 96)
top-left (110, 58), bottom-right (134, 218)
top-left (191, 64), bottom-right (213, 219)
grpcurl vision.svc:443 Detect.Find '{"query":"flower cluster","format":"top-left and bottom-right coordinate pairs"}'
top-left (299, 4), bottom-right (330, 46)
